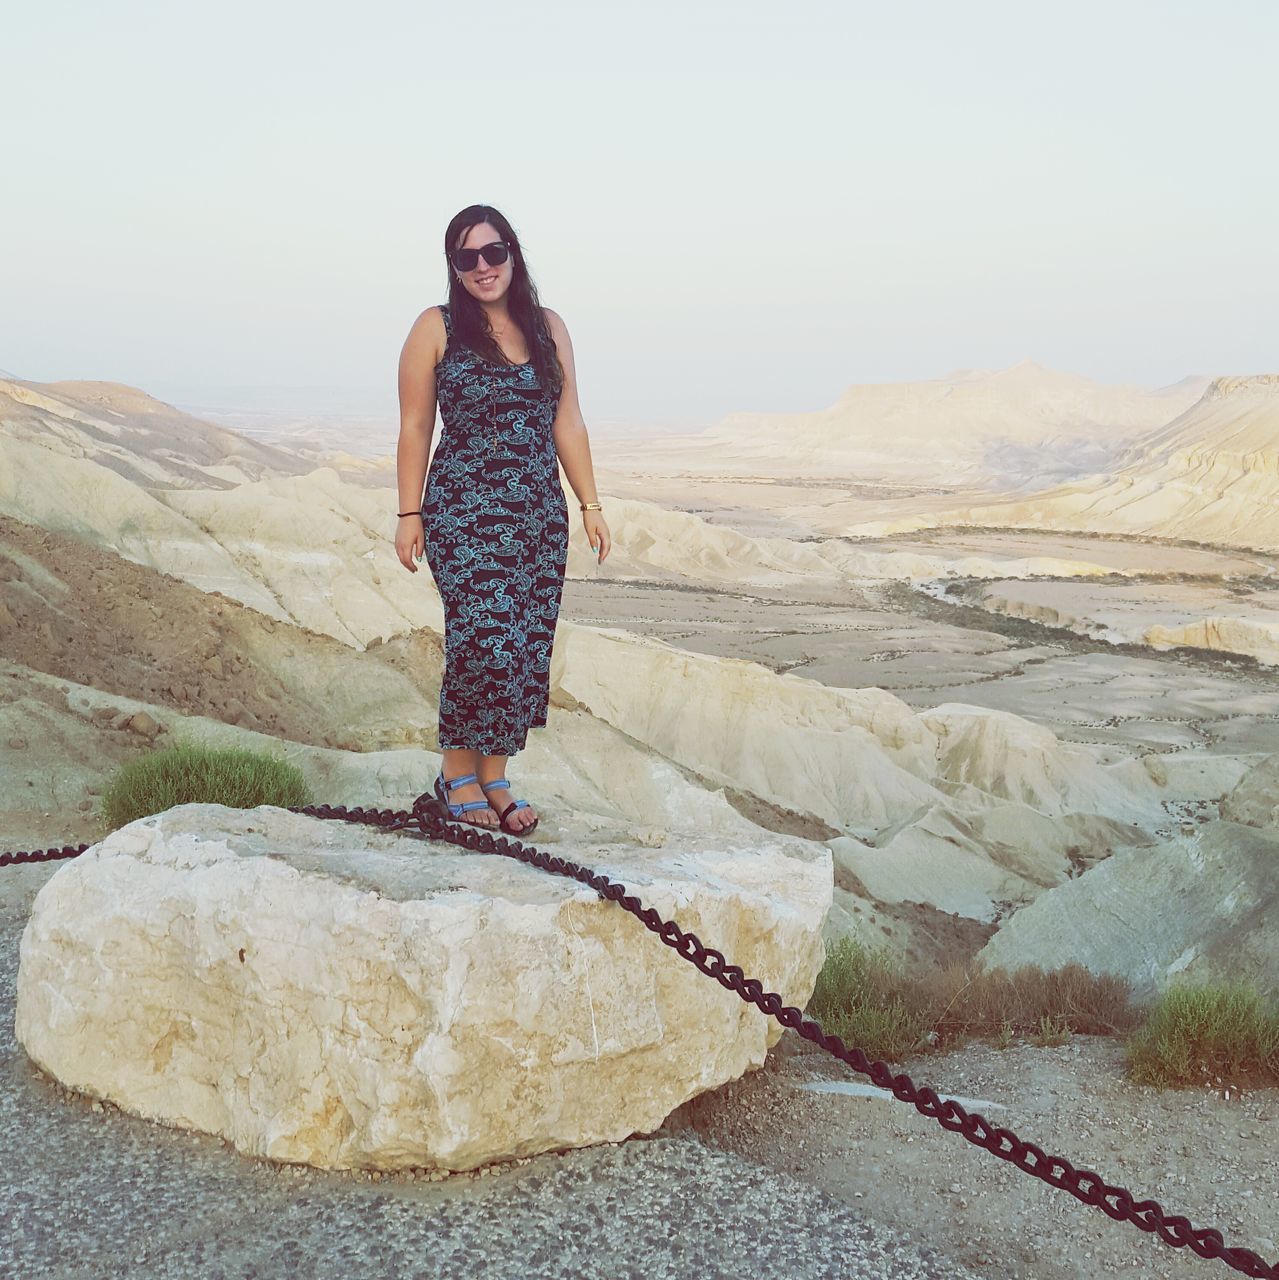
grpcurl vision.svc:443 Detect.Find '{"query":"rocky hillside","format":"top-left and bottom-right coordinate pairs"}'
top-left (852, 374), bottom-right (1279, 550)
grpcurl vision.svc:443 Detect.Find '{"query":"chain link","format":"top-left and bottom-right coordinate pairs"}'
top-left (4, 799), bottom-right (1277, 1279)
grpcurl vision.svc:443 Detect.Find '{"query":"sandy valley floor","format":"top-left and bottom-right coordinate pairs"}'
top-left (564, 483), bottom-right (1279, 765)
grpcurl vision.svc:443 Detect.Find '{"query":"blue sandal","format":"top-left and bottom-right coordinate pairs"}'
top-left (480, 778), bottom-right (539, 836)
top-left (434, 771), bottom-right (498, 827)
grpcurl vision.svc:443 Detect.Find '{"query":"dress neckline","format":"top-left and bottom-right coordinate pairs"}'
top-left (442, 303), bottom-right (532, 368)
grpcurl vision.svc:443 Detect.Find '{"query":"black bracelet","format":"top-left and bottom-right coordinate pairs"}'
top-left (397, 510), bottom-right (421, 518)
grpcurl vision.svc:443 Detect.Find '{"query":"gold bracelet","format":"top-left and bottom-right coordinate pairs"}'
top-left (580, 501), bottom-right (603, 511)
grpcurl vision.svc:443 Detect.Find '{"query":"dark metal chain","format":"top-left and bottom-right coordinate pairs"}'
top-left (4, 798), bottom-right (1277, 1279)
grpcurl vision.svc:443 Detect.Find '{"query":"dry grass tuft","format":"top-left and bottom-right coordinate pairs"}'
top-left (806, 935), bottom-right (1137, 1064)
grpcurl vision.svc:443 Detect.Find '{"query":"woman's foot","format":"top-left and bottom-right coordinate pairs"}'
top-left (435, 771), bottom-right (499, 826)
top-left (479, 776), bottom-right (538, 834)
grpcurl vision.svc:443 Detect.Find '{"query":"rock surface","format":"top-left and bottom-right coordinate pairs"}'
top-left (15, 803), bottom-right (830, 1172)
top-left (974, 816), bottom-right (1279, 1000)
top-left (1221, 750), bottom-right (1279, 831)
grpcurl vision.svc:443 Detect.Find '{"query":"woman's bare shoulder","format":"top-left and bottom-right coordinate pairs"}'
top-left (406, 304), bottom-right (448, 367)
top-left (542, 306), bottom-right (569, 343)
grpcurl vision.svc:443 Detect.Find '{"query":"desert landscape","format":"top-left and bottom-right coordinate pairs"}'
top-left (3, 364), bottom-right (1278, 1278)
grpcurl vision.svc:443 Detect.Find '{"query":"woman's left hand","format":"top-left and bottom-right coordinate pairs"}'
top-left (583, 510), bottom-right (611, 563)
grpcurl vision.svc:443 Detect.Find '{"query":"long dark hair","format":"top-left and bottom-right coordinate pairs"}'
top-left (444, 205), bottom-right (564, 398)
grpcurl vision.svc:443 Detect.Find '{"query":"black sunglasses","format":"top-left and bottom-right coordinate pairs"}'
top-left (451, 240), bottom-right (511, 272)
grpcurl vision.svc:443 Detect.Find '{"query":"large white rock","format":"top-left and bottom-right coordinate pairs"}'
top-left (15, 803), bottom-right (830, 1172)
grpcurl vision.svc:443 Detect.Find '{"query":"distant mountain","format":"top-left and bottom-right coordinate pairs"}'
top-left (0, 377), bottom-right (316, 491)
top-left (602, 361), bottom-right (1209, 487)
top-left (917, 374), bottom-right (1279, 551)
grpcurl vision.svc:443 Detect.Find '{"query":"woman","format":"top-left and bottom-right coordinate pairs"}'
top-left (395, 205), bottom-right (611, 835)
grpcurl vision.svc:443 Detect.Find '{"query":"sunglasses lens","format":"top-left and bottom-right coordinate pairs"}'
top-left (453, 242), bottom-right (510, 273)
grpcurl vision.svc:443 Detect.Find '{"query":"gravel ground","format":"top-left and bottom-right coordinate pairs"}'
top-left (682, 1030), bottom-right (1279, 1280)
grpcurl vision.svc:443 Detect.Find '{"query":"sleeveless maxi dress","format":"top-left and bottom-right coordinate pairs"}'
top-left (421, 303), bottom-right (570, 757)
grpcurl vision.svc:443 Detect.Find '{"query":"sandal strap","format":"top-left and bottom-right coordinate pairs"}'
top-left (441, 771), bottom-right (479, 793)
top-left (479, 779), bottom-right (511, 792)
top-left (496, 798), bottom-right (537, 833)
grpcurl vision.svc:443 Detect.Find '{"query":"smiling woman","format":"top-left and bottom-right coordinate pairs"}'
top-left (394, 203), bottom-right (611, 838)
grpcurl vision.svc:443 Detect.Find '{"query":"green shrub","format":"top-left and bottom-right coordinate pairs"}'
top-left (98, 742), bottom-right (312, 831)
top-left (1125, 981), bottom-right (1279, 1089)
top-left (806, 935), bottom-right (933, 1062)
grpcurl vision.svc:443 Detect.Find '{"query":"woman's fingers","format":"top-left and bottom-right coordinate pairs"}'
top-left (585, 519), bottom-right (611, 561)
top-left (395, 538), bottom-right (419, 572)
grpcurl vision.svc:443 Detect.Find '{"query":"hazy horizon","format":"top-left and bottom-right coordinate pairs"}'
top-left (6, 0), bottom-right (1276, 430)
top-left (0, 359), bottom-right (1219, 453)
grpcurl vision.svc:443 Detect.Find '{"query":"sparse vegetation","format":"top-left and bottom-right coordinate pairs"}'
top-left (805, 935), bottom-right (1134, 1063)
top-left (1029, 1014), bottom-right (1074, 1048)
top-left (1125, 980), bottom-right (1279, 1090)
top-left (808, 937), bottom-right (1279, 1090)
top-left (98, 742), bottom-right (311, 830)
top-left (806, 935), bottom-right (932, 1061)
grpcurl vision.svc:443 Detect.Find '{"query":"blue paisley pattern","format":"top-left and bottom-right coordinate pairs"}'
top-left (421, 303), bottom-right (569, 756)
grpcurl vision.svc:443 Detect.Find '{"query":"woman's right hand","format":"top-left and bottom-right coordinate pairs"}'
top-left (395, 513), bottom-right (425, 573)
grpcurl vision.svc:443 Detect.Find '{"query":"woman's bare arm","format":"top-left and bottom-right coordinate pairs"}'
top-left (396, 306), bottom-right (444, 515)
top-left (545, 308), bottom-right (600, 507)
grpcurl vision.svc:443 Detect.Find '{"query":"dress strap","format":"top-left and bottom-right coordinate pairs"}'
top-left (439, 303), bottom-right (453, 337)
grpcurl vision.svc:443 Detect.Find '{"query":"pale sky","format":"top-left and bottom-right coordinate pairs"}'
top-left (5, 0), bottom-right (1277, 433)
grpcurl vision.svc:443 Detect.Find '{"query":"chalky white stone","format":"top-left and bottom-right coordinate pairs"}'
top-left (16, 803), bottom-right (830, 1171)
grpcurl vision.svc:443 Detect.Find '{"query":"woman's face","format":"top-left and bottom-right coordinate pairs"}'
top-left (454, 221), bottom-right (514, 304)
